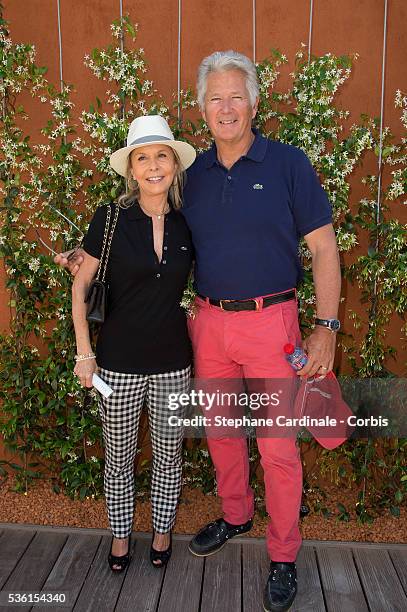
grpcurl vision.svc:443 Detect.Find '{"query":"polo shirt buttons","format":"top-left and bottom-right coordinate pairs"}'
top-left (163, 246), bottom-right (167, 250)
top-left (162, 260), bottom-right (166, 264)
top-left (156, 273), bottom-right (161, 278)
top-left (227, 175), bottom-right (232, 181)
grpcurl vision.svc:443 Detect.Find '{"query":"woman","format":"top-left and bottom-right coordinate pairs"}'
top-left (72, 115), bottom-right (196, 571)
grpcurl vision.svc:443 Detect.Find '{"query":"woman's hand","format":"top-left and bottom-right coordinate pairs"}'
top-left (74, 358), bottom-right (97, 388)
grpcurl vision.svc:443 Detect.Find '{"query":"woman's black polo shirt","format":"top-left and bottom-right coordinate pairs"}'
top-left (83, 202), bottom-right (193, 374)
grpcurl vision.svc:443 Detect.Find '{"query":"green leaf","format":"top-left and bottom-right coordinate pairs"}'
top-left (382, 146), bottom-right (393, 158)
top-left (125, 21), bottom-right (137, 38)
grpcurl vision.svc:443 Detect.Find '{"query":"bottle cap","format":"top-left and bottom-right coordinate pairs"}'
top-left (284, 343), bottom-right (295, 354)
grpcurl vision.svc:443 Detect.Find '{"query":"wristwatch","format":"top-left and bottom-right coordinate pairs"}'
top-left (315, 318), bottom-right (341, 332)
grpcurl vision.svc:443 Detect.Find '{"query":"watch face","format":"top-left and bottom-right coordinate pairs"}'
top-left (329, 319), bottom-right (341, 331)
top-left (316, 318), bottom-right (341, 331)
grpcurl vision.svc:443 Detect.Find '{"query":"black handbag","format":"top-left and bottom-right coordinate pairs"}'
top-left (85, 203), bottom-right (120, 324)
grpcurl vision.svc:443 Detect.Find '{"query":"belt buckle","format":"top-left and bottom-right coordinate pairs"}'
top-left (219, 298), bottom-right (260, 311)
top-left (219, 299), bottom-right (233, 310)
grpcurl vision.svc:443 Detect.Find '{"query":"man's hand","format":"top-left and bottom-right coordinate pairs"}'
top-left (298, 327), bottom-right (336, 379)
top-left (54, 248), bottom-right (85, 276)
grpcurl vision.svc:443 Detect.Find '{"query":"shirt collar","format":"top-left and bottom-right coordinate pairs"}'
top-left (126, 200), bottom-right (173, 221)
top-left (245, 129), bottom-right (268, 162)
top-left (126, 200), bottom-right (146, 221)
top-left (204, 128), bottom-right (267, 168)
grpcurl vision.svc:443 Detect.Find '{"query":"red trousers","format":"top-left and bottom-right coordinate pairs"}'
top-left (188, 292), bottom-right (302, 562)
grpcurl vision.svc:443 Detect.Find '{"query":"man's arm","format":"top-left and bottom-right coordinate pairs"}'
top-left (299, 223), bottom-right (341, 378)
top-left (54, 248), bottom-right (85, 276)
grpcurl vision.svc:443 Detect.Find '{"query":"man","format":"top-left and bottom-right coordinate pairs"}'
top-left (56, 51), bottom-right (340, 612)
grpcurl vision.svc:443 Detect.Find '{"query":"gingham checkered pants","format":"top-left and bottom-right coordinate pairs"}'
top-left (98, 366), bottom-right (191, 539)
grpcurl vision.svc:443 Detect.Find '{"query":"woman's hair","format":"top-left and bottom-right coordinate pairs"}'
top-left (196, 50), bottom-right (259, 110)
top-left (118, 148), bottom-right (185, 210)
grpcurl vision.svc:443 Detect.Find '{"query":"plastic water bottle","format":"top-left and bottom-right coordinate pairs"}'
top-left (284, 343), bottom-right (308, 371)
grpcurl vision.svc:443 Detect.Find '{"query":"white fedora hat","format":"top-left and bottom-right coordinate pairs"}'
top-left (110, 115), bottom-right (196, 177)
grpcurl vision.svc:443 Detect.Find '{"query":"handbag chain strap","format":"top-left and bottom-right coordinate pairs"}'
top-left (95, 203), bottom-right (120, 282)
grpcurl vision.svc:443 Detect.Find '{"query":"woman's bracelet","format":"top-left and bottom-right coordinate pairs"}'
top-left (75, 352), bottom-right (96, 362)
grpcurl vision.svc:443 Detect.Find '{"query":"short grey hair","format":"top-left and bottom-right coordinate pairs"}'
top-left (197, 50), bottom-right (259, 110)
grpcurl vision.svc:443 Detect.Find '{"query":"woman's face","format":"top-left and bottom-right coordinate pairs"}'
top-left (130, 144), bottom-right (178, 199)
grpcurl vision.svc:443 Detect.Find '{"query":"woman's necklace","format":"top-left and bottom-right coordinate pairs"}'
top-left (140, 202), bottom-right (170, 220)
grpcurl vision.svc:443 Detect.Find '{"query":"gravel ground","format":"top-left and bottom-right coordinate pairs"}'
top-left (0, 476), bottom-right (405, 543)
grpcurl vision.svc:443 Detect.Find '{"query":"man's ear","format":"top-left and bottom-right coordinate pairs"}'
top-left (252, 97), bottom-right (260, 119)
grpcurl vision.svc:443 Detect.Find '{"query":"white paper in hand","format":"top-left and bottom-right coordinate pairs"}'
top-left (92, 373), bottom-right (114, 398)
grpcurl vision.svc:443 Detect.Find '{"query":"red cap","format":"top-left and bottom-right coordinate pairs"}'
top-left (284, 343), bottom-right (295, 354)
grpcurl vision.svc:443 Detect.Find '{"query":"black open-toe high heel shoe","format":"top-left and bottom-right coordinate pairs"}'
top-left (150, 530), bottom-right (172, 568)
top-left (108, 537), bottom-right (131, 572)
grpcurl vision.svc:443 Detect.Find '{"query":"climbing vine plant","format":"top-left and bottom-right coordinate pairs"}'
top-left (0, 10), bottom-right (405, 520)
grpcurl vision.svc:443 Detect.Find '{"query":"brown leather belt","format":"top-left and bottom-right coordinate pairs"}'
top-left (197, 289), bottom-right (296, 312)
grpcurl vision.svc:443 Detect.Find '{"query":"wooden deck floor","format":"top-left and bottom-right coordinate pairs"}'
top-left (0, 524), bottom-right (406, 611)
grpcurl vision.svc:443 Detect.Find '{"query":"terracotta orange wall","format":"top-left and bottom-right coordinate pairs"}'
top-left (1, 0), bottom-right (406, 373)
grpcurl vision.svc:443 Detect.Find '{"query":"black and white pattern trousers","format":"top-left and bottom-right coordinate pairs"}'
top-left (98, 366), bottom-right (191, 539)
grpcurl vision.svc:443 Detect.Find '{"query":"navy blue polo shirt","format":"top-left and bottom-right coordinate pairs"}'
top-left (182, 130), bottom-right (332, 300)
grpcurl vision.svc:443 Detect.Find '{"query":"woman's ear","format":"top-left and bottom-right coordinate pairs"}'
top-left (127, 157), bottom-right (134, 181)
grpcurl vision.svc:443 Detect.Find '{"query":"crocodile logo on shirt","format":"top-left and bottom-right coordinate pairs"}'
top-left (253, 183), bottom-right (264, 190)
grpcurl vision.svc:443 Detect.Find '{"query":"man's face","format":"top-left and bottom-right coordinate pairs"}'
top-left (202, 69), bottom-right (258, 146)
